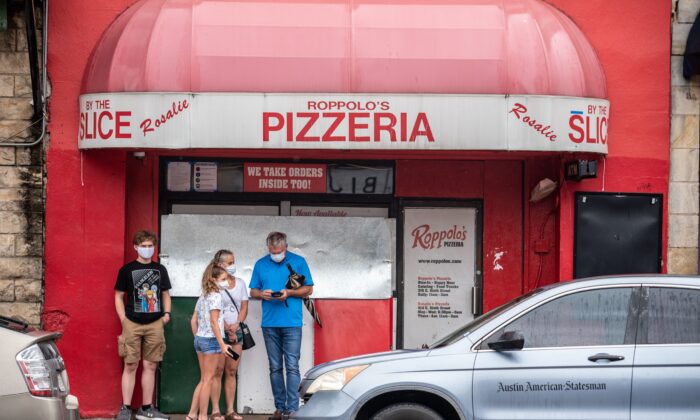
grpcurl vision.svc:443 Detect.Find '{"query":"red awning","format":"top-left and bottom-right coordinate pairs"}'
top-left (82, 0), bottom-right (607, 98)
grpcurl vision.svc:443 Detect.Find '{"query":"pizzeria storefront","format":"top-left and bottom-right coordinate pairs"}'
top-left (45, 0), bottom-right (670, 417)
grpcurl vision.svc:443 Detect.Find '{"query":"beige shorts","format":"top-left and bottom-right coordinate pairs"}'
top-left (118, 317), bottom-right (166, 364)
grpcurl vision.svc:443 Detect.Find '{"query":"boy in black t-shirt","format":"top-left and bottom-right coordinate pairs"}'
top-left (114, 230), bottom-right (172, 420)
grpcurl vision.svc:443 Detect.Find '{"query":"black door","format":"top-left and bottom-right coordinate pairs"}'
top-left (574, 193), bottom-right (662, 278)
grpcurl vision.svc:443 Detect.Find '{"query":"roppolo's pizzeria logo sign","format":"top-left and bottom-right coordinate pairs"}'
top-left (411, 225), bottom-right (467, 250)
top-left (77, 93), bottom-right (609, 154)
top-left (498, 381), bottom-right (607, 393)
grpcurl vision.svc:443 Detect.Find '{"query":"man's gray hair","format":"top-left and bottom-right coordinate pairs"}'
top-left (266, 231), bottom-right (287, 247)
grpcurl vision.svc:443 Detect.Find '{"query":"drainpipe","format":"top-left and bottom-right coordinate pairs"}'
top-left (0, 0), bottom-right (48, 147)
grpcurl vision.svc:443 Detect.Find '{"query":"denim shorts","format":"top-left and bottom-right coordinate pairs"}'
top-left (224, 328), bottom-right (244, 345)
top-left (194, 336), bottom-right (221, 354)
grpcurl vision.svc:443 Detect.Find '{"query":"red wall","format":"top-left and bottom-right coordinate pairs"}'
top-left (395, 158), bottom-right (560, 311)
top-left (46, 0), bottom-right (669, 416)
top-left (546, 0), bottom-right (671, 278)
top-left (46, 1), bottom-right (137, 416)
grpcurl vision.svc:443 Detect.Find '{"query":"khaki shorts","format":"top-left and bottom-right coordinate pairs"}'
top-left (118, 317), bottom-right (166, 364)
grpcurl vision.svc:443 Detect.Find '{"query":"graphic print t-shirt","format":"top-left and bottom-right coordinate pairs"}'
top-left (115, 260), bottom-right (172, 324)
top-left (195, 292), bottom-right (225, 338)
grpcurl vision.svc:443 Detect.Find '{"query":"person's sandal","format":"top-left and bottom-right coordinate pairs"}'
top-left (185, 416), bottom-right (196, 420)
top-left (211, 413), bottom-right (225, 420)
top-left (225, 412), bottom-right (244, 420)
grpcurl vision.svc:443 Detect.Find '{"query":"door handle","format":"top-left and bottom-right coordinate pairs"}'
top-left (588, 353), bottom-right (625, 362)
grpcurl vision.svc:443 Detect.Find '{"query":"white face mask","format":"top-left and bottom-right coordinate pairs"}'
top-left (136, 246), bottom-right (154, 260)
top-left (270, 252), bottom-right (285, 263)
top-left (217, 280), bottom-right (229, 288)
top-left (226, 265), bottom-right (236, 276)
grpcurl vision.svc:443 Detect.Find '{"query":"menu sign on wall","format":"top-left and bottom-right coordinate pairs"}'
top-left (243, 163), bottom-right (327, 193)
top-left (403, 207), bottom-right (477, 349)
top-left (193, 162), bottom-right (217, 192)
top-left (166, 161), bottom-right (191, 191)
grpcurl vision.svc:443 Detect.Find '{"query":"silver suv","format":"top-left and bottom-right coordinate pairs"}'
top-left (297, 276), bottom-right (700, 419)
top-left (0, 316), bottom-right (79, 420)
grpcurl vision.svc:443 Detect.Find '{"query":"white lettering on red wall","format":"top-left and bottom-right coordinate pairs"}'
top-left (243, 163), bottom-right (327, 193)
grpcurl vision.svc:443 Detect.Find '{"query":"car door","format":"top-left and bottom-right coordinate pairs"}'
top-left (472, 286), bottom-right (638, 420)
top-left (631, 286), bottom-right (700, 420)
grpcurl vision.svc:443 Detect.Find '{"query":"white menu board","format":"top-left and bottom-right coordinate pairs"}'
top-left (166, 161), bottom-right (191, 191)
top-left (403, 207), bottom-right (477, 348)
top-left (193, 161), bottom-right (217, 192)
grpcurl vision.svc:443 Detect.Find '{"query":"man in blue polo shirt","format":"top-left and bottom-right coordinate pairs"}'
top-left (250, 231), bottom-right (314, 420)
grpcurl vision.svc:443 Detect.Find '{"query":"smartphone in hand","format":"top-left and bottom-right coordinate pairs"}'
top-left (226, 346), bottom-right (240, 360)
top-left (271, 291), bottom-right (283, 298)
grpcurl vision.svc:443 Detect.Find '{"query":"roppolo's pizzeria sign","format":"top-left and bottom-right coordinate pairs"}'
top-left (78, 93), bottom-right (609, 153)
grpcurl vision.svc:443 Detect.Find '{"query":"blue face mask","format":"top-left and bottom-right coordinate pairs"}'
top-left (270, 252), bottom-right (285, 263)
top-left (226, 265), bottom-right (236, 276)
top-left (137, 246), bottom-right (154, 260)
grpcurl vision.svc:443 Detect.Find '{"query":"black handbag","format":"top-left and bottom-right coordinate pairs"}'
top-left (237, 321), bottom-right (255, 350)
top-left (223, 288), bottom-right (256, 350)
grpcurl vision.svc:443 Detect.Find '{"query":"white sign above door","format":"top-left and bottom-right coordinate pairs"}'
top-left (78, 93), bottom-right (609, 154)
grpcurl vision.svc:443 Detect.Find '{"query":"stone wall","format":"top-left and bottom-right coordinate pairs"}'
top-left (0, 1), bottom-right (44, 326)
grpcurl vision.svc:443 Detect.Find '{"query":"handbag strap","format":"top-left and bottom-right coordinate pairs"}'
top-left (223, 287), bottom-right (240, 313)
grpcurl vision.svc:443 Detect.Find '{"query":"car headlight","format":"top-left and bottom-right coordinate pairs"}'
top-left (306, 364), bottom-right (369, 394)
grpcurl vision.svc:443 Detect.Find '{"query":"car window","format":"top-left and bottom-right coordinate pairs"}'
top-left (641, 287), bottom-right (700, 345)
top-left (429, 288), bottom-right (544, 348)
top-left (481, 288), bottom-right (633, 349)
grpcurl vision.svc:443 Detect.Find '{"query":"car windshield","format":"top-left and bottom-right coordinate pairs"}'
top-left (429, 288), bottom-right (542, 349)
top-left (0, 315), bottom-right (33, 333)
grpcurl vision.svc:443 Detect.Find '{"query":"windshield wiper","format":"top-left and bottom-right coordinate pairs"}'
top-left (0, 315), bottom-right (31, 332)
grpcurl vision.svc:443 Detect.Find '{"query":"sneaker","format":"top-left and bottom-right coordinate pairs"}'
top-left (268, 410), bottom-right (283, 420)
top-left (134, 406), bottom-right (169, 420)
top-left (116, 405), bottom-right (132, 420)
top-left (283, 411), bottom-right (296, 419)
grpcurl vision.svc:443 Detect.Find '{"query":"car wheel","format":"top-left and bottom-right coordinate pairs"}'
top-left (370, 403), bottom-right (443, 420)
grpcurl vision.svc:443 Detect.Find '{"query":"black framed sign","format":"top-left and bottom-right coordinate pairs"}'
top-left (574, 193), bottom-right (662, 278)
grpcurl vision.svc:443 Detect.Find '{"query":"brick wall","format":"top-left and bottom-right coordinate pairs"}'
top-left (0, 1), bottom-right (44, 325)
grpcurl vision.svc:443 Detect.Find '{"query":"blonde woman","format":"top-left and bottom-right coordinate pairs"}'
top-left (208, 249), bottom-right (249, 420)
top-left (186, 265), bottom-right (239, 420)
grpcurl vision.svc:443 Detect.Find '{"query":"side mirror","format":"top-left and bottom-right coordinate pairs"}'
top-left (487, 331), bottom-right (524, 351)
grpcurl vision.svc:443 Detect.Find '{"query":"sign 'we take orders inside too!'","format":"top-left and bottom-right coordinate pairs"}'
top-left (243, 163), bottom-right (327, 193)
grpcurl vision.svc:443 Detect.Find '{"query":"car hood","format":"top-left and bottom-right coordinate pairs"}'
top-left (304, 349), bottom-right (429, 380)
